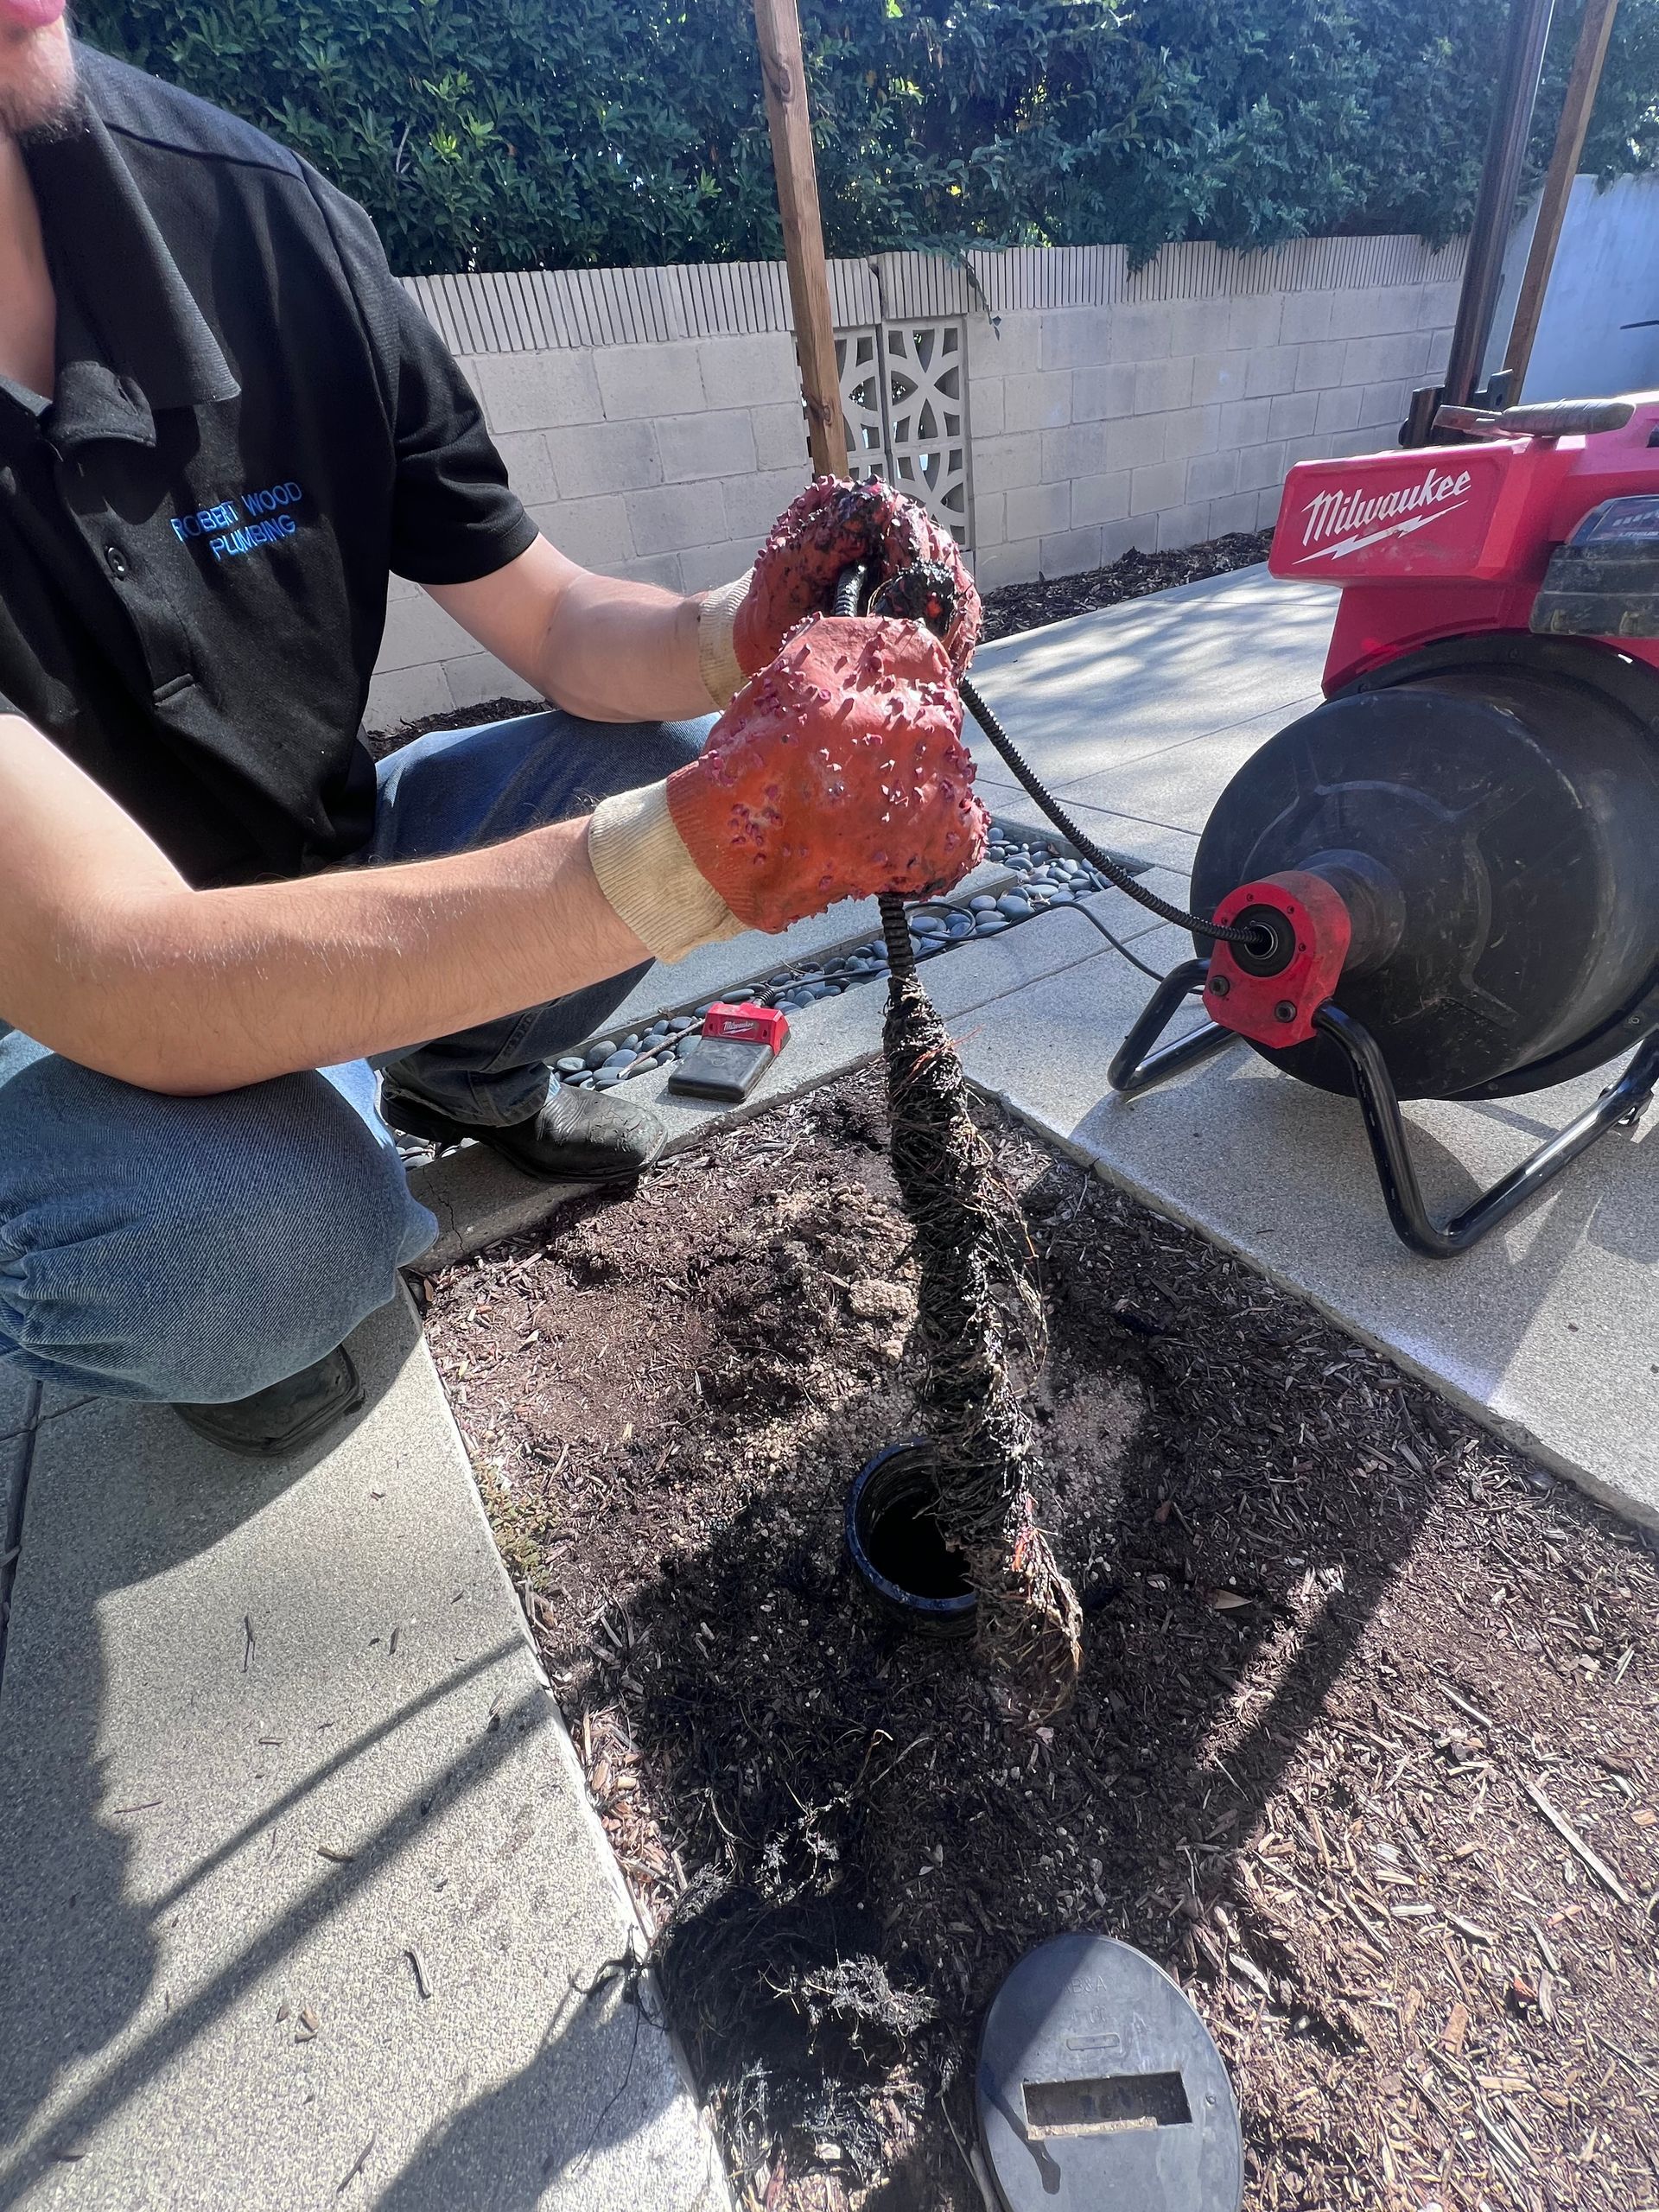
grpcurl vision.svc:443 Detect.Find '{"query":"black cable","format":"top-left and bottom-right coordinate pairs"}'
top-left (957, 673), bottom-right (1265, 951)
top-left (906, 894), bottom-right (1167, 985)
top-left (833, 566), bottom-right (924, 984)
top-left (1069, 898), bottom-right (1179, 985)
top-left (832, 563), bottom-right (869, 620)
top-left (880, 891), bottom-right (918, 982)
top-left (837, 557), bottom-right (1250, 977)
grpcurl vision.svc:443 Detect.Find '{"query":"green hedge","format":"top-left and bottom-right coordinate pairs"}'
top-left (76, 0), bottom-right (1659, 277)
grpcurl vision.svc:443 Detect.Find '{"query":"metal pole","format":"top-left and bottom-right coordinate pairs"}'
top-left (1439, 0), bottom-right (1558, 413)
top-left (1503, 0), bottom-right (1621, 397)
top-left (751, 0), bottom-right (844, 480)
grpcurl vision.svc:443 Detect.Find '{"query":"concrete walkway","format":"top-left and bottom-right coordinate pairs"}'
top-left (0, 1299), bottom-right (726, 2210)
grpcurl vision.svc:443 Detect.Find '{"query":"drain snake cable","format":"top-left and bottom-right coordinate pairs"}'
top-left (836, 562), bottom-right (1271, 984)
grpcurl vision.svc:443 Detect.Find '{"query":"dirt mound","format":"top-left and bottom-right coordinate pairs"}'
top-left (428, 1070), bottom-right (1659, 2210)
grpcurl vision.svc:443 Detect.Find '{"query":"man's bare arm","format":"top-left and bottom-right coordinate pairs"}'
top-left (0, 712), bottom-right (648, 1096)
top-left (428, 535), bottom-right (720, 724)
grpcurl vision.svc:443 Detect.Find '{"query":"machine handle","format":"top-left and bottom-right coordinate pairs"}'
top-left (1434, 397), bottom-right (1636, 441)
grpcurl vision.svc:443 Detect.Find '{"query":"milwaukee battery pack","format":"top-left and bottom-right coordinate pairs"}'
top-left (666, 1001), bottom-right (791, 1103)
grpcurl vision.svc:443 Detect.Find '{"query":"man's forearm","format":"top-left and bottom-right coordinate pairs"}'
top-left (535, 569), bottom-right (710, 721)
top-left (0, 708), bottom-right (651, 1093)
top-left (427, 537), bottom-right (721, 725)
top-left (57, 823), bottom-right (649, 1096)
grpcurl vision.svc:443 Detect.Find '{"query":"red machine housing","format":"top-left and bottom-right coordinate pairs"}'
top-left (1112, 398), bottom-right (1659, 1253)
top-left (1201, 874), bottom-right (1351, 1046)
top-left (1268, 395), bottom-right (1659, 689)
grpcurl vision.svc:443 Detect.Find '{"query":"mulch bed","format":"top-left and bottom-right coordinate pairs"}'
top-left (977, 530), bottom-right (1275, 642)
top-left (424, 1068), bottom-right (1659, 2212)
top-left (363, 527), bottom-right (1275, 753)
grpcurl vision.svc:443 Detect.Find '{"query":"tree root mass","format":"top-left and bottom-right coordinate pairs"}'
top-left (881, 967), bottom-right (1080, 1719)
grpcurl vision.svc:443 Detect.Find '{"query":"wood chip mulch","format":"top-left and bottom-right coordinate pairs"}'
top-left (423, 1069), bottom-right (1659, 2212)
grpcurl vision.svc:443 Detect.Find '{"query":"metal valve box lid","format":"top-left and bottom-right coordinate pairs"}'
top-left (976, 1932), bottom-right (1243, 2211)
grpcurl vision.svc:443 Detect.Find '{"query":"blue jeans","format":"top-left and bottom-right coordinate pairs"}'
top-left (0, 709), bottom-right (708, 1404)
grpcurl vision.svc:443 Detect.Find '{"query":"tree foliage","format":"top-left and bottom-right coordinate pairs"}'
top-left (74, 0), bottom-right (1659, 276)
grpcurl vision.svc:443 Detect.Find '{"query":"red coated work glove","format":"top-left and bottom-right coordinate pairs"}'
top-left (588, 615), bottom-right (988, 955)
top-left (696, 478), bottom-right (982, 705)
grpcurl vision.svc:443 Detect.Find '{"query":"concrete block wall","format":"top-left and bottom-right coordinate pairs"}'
top-left (367, 236), bottom-right (1466, 729)
top-left (369, 329), bottom-right (811, 728)
top-left (964, 280), bottom-right (1459, 592)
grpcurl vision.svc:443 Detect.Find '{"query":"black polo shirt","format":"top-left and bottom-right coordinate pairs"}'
top-left (0, 47), bottom-right (537, 888)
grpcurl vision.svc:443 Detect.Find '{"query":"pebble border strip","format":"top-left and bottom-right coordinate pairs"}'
top-left (554, 825), bottom-right (1147, 1091)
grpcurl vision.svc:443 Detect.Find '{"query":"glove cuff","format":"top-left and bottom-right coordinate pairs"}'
top-left (588, 781), bottom-right (746, 963)
top-left (696, 574), bottom-right (751, 709)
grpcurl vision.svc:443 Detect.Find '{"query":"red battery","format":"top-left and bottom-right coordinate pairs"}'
top-left (666, 1001), bottom-right (791, 1103)
top-left (701, 1001), bottom-right (791, 1049)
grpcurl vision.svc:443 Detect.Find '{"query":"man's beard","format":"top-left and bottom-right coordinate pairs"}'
top-left (0, 27), bottom-right (81, 143)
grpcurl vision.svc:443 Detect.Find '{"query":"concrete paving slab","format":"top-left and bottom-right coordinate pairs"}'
top-left (0, 1371), bottom-right (34, 1442)
top-left (965, 568), bottom-right (1334, 792)
top-left (0, 1292), bottom-right (728, 2211)
top-left (1054, 696), bottom-right (1323, 833)
top-left (953, 925), bottom-right (1659, 1530)
top-left (1017, 798), bottom-right (1203, 878)
top-left (0, 1376), bottom-right (91, 1445)
top-left (1, 1403), bottom-right (33, 1669)
top-left (3, 1384), bottom-right (102, 1678)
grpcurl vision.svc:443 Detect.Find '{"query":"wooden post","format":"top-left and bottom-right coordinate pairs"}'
top-left (752, 0), bottom-right (844, 480)
top-left (1503, 0), bottom-right (1620, 397)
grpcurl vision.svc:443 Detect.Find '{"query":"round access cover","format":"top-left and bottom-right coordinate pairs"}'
top-left (977, 1932), bottom-right (1243, 2211)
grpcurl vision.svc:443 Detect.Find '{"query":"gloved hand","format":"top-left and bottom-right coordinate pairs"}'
top-left (696, 478), bottom-right (982, 707)
top-left (590, 614), bottom-right (988, 956)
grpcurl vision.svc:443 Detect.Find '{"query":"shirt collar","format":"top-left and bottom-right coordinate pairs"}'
top-left (24, 83), bottom-right (240, 450)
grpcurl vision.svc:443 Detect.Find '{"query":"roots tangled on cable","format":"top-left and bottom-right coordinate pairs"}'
top-left (881, 952), bottom-right (1082, 1720)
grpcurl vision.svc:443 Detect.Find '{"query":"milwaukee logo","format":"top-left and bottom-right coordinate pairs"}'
top-left (1296, 465), bottom-right (1473, 562)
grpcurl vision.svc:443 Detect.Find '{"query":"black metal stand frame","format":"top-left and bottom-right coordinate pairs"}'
top-left (1109, 963), bottom-right (1659, 1257)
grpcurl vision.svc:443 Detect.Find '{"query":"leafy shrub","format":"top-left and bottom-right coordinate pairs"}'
top-left (74, 0), bottom-right (1659, 276)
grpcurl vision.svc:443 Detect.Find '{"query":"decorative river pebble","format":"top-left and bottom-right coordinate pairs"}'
top-left (549, 828), bottom-right (1134, 1090)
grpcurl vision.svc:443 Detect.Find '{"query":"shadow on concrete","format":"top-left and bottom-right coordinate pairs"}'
top-left (0, 1320), bottom-right (408, 2175)
top-left (0, 1678), bottom-right (538, 2201)
top-left (0, 1284), bottom-right (707, 2207)
top-left (0, 1362), bottom-right (407, 2177)
top-left (372, 1975), bottom-right (690, 2211)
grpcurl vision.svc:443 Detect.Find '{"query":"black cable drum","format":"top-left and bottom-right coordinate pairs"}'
top-left (1191, 645), bottom-right (1659, 1099)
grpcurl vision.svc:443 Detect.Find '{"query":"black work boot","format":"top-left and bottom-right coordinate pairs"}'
top-left (174, 1345), bottom-right (365, 1459)
top-left (380, 1080), bottom-right (665, 1185)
